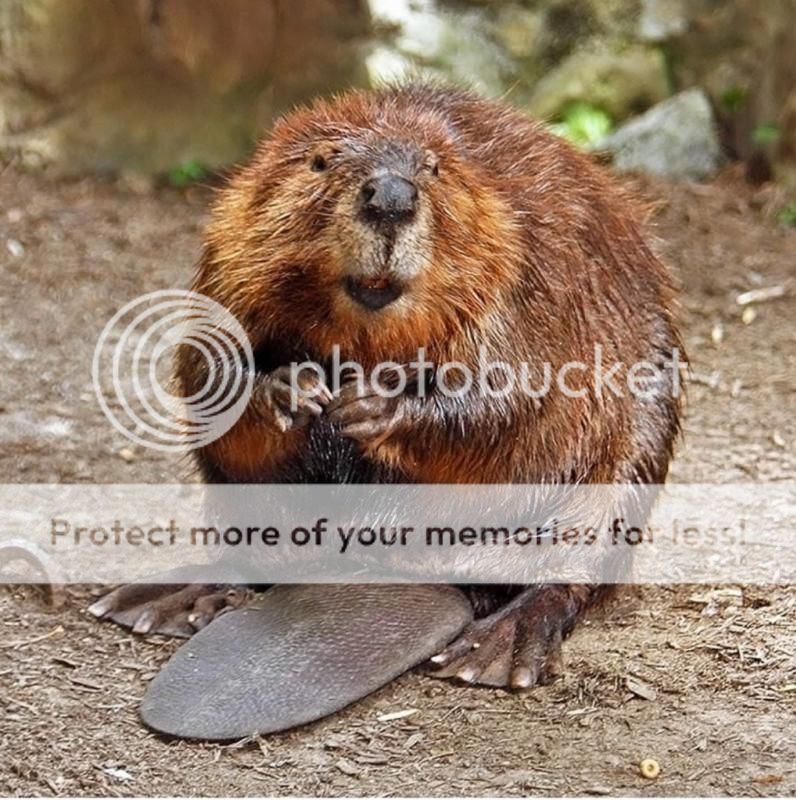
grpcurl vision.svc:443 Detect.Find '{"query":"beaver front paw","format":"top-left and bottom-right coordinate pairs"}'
top-left (88, 565), bottom-right (251, 638)
top-left (326, 371), bottom-right (407, 445)
top-left (261, 365), bottom-right (332, 432)
top-left (428, 586), bottom-right (585, 689)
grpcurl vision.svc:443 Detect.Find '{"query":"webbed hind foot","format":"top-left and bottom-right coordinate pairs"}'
top-left (89, 565), bottom-right (251, 637)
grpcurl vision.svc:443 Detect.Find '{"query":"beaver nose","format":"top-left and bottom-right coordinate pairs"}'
top-left (359, 174), bottom-right (417, 226)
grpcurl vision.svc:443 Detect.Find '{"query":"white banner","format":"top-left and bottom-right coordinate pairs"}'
top-left (0, 483), bottom-right (793, 585)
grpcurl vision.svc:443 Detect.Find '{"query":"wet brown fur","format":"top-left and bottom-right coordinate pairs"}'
top-left (171, 84), bottom-right (684, 685)
top-left (178, 84), bottom-right (682, 487)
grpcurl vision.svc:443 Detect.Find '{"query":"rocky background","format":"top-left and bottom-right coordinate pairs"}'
top-left (0, 0), bottom-right (794, 198)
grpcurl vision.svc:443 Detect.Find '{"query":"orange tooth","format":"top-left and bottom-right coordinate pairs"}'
top-left (360, 277), bottom-right (390, 290)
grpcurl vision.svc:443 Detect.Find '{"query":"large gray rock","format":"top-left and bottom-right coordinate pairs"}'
top-left (598, 89), bottom-right (724, 180)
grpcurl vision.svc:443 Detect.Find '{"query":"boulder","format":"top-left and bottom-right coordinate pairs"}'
top-left (598, 88), bottom-right (724, 180)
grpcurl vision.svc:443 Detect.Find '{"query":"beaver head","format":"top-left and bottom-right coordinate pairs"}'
top-left (302, 133), bottom-right (439, 313)
top-left (201, 87), bottom-right (524, 363)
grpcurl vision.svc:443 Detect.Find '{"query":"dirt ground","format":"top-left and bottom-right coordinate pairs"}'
top-left (0, 164), bottom-right (794, 797)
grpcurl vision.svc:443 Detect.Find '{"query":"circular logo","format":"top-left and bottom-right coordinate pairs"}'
top-left (92, 290), bottom-right (255, 453)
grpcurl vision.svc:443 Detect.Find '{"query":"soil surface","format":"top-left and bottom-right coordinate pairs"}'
top-left (1, 165), bottom-right (794, 797)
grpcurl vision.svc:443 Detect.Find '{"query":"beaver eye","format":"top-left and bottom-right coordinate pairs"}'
top-left (423, 152), bottom-right (440, 177)
top-left (310, 154), bottom-right (328, 172)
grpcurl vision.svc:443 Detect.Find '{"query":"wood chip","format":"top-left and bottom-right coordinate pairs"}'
top-left (404, 732), bottom-right (424, 749)
top-left (69, 675), bottom-right (103, 691)
top-left (771, 431), bottom-right (786, 448)
top-left (52, 656), bottom-right (78, 668)
top-left (688, 588), bottom-right (743, 607)
top-left (625, 676), bottom-right (658, 701)
top-left (736, 285), bottom-right (786, 305)
top-left (377, 708), bottom-right (419, 722)
top-left (335, 758), bottom-right (361, 777)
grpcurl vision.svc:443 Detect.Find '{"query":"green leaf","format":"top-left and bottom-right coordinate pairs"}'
top-left (550, 103), bottom-right (614, 149)
top-left (753, 123), bottom-right (782, 146)
top-left (720, 85), bottom-right (747, 113)
top-left (167, 159), bottom-right (209, 188)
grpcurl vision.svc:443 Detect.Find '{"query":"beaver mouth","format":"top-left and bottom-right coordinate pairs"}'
top-left (344, 276), bottom-right (403, 311)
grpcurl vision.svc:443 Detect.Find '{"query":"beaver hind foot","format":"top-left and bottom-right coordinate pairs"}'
top-left (429, 585), bottom-right (591, 689)
top-left (88, 565), bottom-right (251, 638)
top-left (140, 584), bottom-right (472, 740)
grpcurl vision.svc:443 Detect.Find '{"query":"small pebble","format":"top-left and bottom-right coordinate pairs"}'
top-left (7, 208), bottom-right (23, 223)
top-left (118, 447), bottom-right (135, 462)
top-left (6, 238), bottom-right (24, 258)
top-left (742, 307), bottom-right (757, 325)
top-left (640, 758), bottom-right (661, 779)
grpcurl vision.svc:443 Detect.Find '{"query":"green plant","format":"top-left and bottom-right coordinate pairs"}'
top-left (720, 85), bottom-right (747, 113)
top-left (550, 102), bottom-right (614, 149)
top-left (778, 203), bottom-right (796, 227)
top-left (167, 159), bottom-right (209, 188)
top-left (753, 123), bottom-right (782, 146)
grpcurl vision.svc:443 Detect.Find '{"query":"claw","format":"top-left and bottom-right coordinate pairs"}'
top-left (457, 666), bottom-right (478, 683)
top-left (510, 666), bottom-right (533, 689)
top-left (87, 596), bottom-right (114, 618)
top-left (133, 609), bottom-right (157, 635)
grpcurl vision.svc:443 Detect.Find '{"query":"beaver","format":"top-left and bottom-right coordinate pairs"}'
top-left (91, 84), bottom-right (682, 696)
